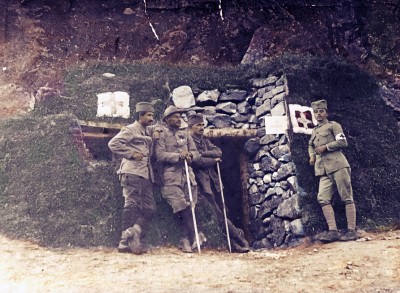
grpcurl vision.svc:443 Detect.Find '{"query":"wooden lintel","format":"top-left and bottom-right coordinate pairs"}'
top-left (78, 120), bottom-right (258, 139)
top-left (79, 120), bottom-right (125, 130)
top-left (204, 128), bottom-right (257, 138)
top-left (82, 132), bottom-right (114, 139)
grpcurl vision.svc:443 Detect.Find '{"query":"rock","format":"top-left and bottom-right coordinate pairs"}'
top-left (272, 85), bottom-right (286, 96)
top-left (251, 76), bottom-right (278, 88)
top-left (276, 75), bottom-right (285, 86)
top-left (249, 184), bottom-right (259, 196)
top-left (268, 216), bottom-right (286, 246)
top-left (244, 137), bottom-right (261, 155)
top-left (276, 194), bottom-right (301, 219)
top-left (256, 100), bottom-right (271, 117)
top-left (219, 90), bottom-right (247, 102)
top-left (270, 145), bottom-right (291, 160)
top-left (263, 173), bottom-right (272, 184)
top-left (196, 89), bottom-right (220, 105)
top-left (248, 115), bottom-right (258, 124)
top-left (259, 134), bottom-right (279, 145)
top-left (252, 238), bottom-right (273, 250)
top-left (287, 176), bottom-right (299, 192)
top-left (231, 113), bottom-right (249, 123)
top-left (270, 101), bottom-right (286, 116)
top-left (273, 162), bottom-right (296, 181)
top-left (260, 154), bottom-right (281, 172)
top-left (207, 113), bottom-right (231, 128)
top-left (290, 219), bottom-right (305, 236)
top-left (255, 145), bottom-right (270, 161)
top-left (250, 192), bottom-right (264, 205)
top-left (171, 86), bottom-right (195, 108)
top-left (250, 205), bottom-right (259, 219)
top-left (262, 90), bottom-right (274, 101)
top-left (271, 92), bottom-right (286, 108)
top-left (237, 100), bottom-right (250, 114)
top-left (202, 106), bottom-right (217, 116)
top-left (216, 102), bottom-right (237, 114)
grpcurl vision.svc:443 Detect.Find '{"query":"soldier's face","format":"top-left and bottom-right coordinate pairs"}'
top-left (314, 108), bottom-right (328, 122)
top-left (191, 122), bottom-right (205, 137)
top-left (166, 113), bottom-right (181, 128)
top-left (139, 112), bottom-right (154, 126)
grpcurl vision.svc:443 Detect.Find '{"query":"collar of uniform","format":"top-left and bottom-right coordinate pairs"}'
top-left (133, 120), bottom-right (147, 135)
top-left (316, 119), bottom-right (329, 128)
top-left (191, 134), bottom-right (202, 144)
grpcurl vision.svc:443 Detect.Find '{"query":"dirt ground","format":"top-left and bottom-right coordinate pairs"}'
top-left (1, 231), bottom-right (399, 293)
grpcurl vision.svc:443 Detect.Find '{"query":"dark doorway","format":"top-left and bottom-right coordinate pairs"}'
top-left (212, 137), bottom-right (248, 232)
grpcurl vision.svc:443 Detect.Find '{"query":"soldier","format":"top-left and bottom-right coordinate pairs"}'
top-left (108, 102), bottom-right (157, 254)
top-left (155, 106), bottom-right (206, 253)
top-left (308, 99), bottom-right (357, 243)
top-left (188, 113), bottom-right (250, 253)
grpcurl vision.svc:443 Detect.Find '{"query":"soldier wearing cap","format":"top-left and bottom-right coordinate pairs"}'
top-left (308, 99), bottom-right (357, 243)
top-left (108, 101), bottom-right (158, 254)
top-left (188, 113), bottom-right (250, 253)
top-left (155, 105), bottom-right (206, 253)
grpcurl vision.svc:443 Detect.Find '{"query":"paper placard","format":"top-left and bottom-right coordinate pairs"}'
top-left (96, 91), bottom-right (130, 119)
top-left (264, 116), bottom-right (288, 134)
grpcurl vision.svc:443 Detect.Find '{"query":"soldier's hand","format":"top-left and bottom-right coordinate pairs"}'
top-left (309, 155), bottom-right (315, 166)
top-left (131, 152), bottom-right (144, 161)
top-left (315, 145), bottom-right (327, 155)
top-left (152, 130), bottom-right (161, 140)
top-left (180, 151), bottom-right (192, 163)
top-left (215, 158), bottom-right (222, 163)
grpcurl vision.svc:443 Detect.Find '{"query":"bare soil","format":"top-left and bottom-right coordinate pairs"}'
top-left (1, 231), bottom-right (399, 293)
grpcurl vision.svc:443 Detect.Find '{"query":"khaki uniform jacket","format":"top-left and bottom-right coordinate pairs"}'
top-left (155, 126), bottom-right (199, 187)
top-left (108, 121), bottom-right (154, 181)
top-left (191, 135), bottom-right (222, 195)
top-left (308, 120), bottom-right (350, 176)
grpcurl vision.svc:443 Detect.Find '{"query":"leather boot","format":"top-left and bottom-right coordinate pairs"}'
top-left (118, 231), bottom-right (131, 253)
top-left (231, 239), bottom-right (250, 253)
top-left (126, 224), bottom-right (144, 255)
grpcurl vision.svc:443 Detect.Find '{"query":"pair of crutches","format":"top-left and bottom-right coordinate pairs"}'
top-left (184, 159), bottom-right (231, 254)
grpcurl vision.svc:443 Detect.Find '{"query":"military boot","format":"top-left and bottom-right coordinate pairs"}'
top-left (231, 239), bottom-right (250, 253)
top-left (191, 231), bottom-right (207, 250)
top-left (118, 231), bottom-right (131, 253)
top-left (318, 230), bottom-right (340, 243)
top-left (126, 224), bottom-right (143, 255)
top-left (340, 229), bottom-right (358, 241)
top-left (179, 236), bottom-right (193, 253)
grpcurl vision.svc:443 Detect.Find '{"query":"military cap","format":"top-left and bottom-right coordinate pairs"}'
top-left (135, 102), bottom-right (154, 113)
top-left (187, 113), bottom-right (204, 127)
top-left (162, 105), bottom-right (184, 121)
top-left (311, 99), bottom-right (328, 111)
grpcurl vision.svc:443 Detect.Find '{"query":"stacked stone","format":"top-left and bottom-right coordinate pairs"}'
top-left (245, 75), bottom-right (304, 249)
top-left (171, 73), bottom-right (304, 249)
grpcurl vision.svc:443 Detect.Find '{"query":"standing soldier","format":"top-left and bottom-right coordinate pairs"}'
top-left (308, 99), bottom-right (357, 243)
top-left (108, 102), bottom-right (157, 254)
top-left (188, 113), bottom-right (250, 253)
top-left (155, 106), bottom-right (206, 253)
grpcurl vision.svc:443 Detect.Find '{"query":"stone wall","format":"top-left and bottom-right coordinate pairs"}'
top-left (170, 72), bottom-right (305, 249)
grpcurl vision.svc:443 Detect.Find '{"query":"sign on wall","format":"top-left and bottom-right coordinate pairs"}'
top-left (288, 104), bottom-right (317, 135)
top-left (96, 91), bottom-right (130, 119)
top-left (264, 116), bottom-right (288, 134)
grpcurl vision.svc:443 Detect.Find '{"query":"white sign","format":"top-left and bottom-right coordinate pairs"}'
top-left (96, 91), bottom-right (130, 119)
top-left (288, 104), bottom-right (317, 135)
top-left (264, 116), bottom-right (288, 134)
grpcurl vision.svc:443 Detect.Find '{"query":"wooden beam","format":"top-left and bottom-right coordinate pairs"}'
top-left (82, 132), bottom-right (114, 139)
top-left (78, 120), bottom-right (126, 130)
top-left (204, 128), bottom-right (257, 138)
top-left (78, 120), bottom-right (258, 139)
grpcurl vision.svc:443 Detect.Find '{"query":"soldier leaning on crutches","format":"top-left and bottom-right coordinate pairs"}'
top-left (154, 106), bottom-right (206, 253)
top-left (188, 113), bottom-right (250, 253)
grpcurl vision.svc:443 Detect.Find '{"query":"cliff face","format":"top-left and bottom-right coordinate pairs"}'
top-left (1, 0), bottom-right (399, 119)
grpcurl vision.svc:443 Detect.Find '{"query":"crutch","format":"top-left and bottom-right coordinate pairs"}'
top-left (216, 161), bottom-right (232, 253)
top-left (184, 159), bottom-right (201, 254)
